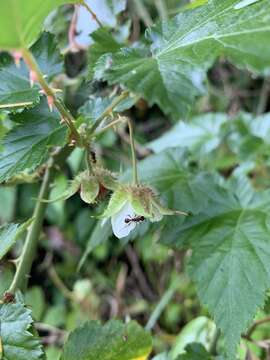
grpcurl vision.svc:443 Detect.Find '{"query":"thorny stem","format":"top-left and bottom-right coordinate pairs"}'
top-left (9, 147), bottom-right (72, 293)
top-left (9, 159), bottom-right (54, 293)
top-left (81, 0), bottom-right (103, 28)
top-left (22, 48), bottom-right (81, 144)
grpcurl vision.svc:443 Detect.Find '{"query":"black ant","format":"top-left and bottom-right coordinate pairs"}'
top-left (124, 215), bottom-right (145, 224)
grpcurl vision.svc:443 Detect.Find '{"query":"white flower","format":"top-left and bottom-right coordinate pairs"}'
top-left (111, 202), bottom-right (137, 239)
top-left (98, 184), bottom-right (188, 239)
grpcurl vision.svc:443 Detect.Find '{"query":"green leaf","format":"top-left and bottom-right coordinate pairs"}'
top-left (171, 317), bottom-right (216, 359)
top-left (95, 0), bottom-right (270, 118)
top-left (0, 0), bottom-right (80, 49)
top-left (0, 223), bottom-right (19, 260)
top-left (0, 32), bottom-right (63, 111)
top-left (79, 97), bottom-right (112, 124)
top-left (79, 95), bottom-right (136, 125)
top-left (0, 98), bottom-right (67, 182)
top-left (178, 343), bottom-right (211, 360)
top-left (0, 55), bottom-right (40, 111)
top-left (0, 302), bottom-right (43, 359)
top-left (148, 113), bottom-right (227, 157)
top-left (61, 320), bottom-right (152, 360)
top-left (170, 174), bottom-right (270, 359)
top-left (88, 28), bottom-right (123, 80)
top-left (0, 220), bottom-right (32, 260)
top-left (30, 32), bottom-right (64, 80)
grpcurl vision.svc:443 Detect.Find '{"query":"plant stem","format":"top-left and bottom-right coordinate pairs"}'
top-left (85, 147), bottom-right (93, 174)
top-left (81, 0), bottom-right (103, 27)
top-left (96, 117), bottom-right (124, 135)
top-left (22, 49), bottom-right (81, 144)
top-left (9, 147), bottom-right (72, 293)
top-left (145, 279), bottom-right (178, 331)
top-left (154, 0), bottom-right (168, 20)
top-left (9, 160), bottom-right (53, 293)
top-left (90, 91), bottom-right (129, 133)
top-left (95, 113), bottom-right (139, 185)
top-left (48, 266), bottom-right (75, 302)
top-left (132, 0), bottom-right (153, 27)
top-left (245, 316), bottom-right (270, 338)
top-left (256, 78), bottom-right (270, 115)
top-left (127, 118), bottom-right (139, 185)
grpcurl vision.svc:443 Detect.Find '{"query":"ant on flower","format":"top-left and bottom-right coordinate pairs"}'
top-left (124, 215), bottom-right (145, 224)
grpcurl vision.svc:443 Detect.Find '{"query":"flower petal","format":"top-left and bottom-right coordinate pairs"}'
top-left (111, 202), bottom-right (136, 239)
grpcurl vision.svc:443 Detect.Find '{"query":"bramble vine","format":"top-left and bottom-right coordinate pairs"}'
top-left (1, 1), bottom-right (270, 360)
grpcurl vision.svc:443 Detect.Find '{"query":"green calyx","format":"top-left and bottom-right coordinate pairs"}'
top-left (98, 184), bottom-right (188, 221)
top-left (44, 167), bottom-right (118, 205)
top-left (78, 167), bottom-right (118, 204)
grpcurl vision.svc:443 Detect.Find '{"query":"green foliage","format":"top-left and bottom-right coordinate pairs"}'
top-left (92, 0), bottom-right (270, 118)
top-left (0, 0), bottom-right (80, 49)
top-left (61, 320), bottom-right (152, 360)
top-left (0, 32), bottom-right (63, 111)
top-left (0, 223), bottom-right (19, 260)
top-left (178, 343), bottom-right (212, 360)
top-left (0, 99), bottom-right (67, 182)
top-left (170, 174), bottom-right (270, 358)
top-left (0, 302), bottom-right (43, 359)
top-left (1, 1), bottom-right (270, 360)
top-left (148, 113), bottom-right (227, 156)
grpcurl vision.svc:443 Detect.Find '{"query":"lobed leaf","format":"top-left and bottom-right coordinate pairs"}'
top-left (0, 302), bottom-right (43, 359)
top-left (93, 0), bottom-right (270, 118)
top-left (0, 32), bottom-right (63, 111)
top-left (0, 98), bottom-right (67, 182)
top-left (169, 174), bottom-right (270, 359)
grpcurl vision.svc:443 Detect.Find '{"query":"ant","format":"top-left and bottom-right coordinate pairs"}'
top-left (124, 215), bottom-right (145, 224)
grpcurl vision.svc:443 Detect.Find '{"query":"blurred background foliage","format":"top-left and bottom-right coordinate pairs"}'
top-left (1, 0), bottom-right (270, 359)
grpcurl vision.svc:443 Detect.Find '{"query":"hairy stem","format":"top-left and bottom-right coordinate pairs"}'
top-left (132, 0), bottom-right (153, 27)
top-left (9, 160), bottom-right (53, 293)
top-left (22, 49), bottom-right (81, 144)
top-left (91, 91), bottom-right (129, 133)
top-left (81, 0), bottom-right (103, 27)
top-left (127, 118), bottom-right (139, 185)
top-left (95, 114), bottom-right (139, 184)
top-left (154, 0), bottom-right (168, 20)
